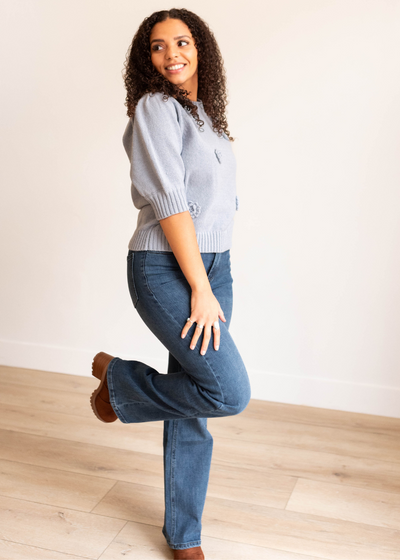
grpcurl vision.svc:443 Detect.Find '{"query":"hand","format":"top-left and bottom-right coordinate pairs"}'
top-left (181, 287), bottom-right (226, 355)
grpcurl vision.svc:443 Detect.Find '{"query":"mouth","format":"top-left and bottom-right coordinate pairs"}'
top-left (165, 63), bottom-right (186, 73)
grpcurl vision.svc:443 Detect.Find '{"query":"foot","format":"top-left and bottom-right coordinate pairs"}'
top-left (173, 547), bottom-right (204, 559)
top-left (90, 352), bottom-right (118, 423)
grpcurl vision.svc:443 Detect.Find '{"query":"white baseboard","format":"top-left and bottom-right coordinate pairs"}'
top-left (249, 368), bottom-right (400, 418)
top-left (1, 338), bottom-right (399, 418)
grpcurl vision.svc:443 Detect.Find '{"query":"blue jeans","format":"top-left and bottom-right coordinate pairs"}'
top-left (107, 250), bottom-right (251, 550)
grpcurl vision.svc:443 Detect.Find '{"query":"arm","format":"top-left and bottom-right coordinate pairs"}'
top-left (126, 96), bottom-right (224, 352)
top-left (160, 211), bottom-right (226, 355)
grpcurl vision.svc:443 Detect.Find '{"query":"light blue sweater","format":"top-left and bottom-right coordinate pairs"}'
top-left (122, 92), bottom-right (238, 253)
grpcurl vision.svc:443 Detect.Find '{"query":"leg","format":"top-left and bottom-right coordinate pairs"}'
top-left (107, 251), bottom-right (250, 424)
top-left (100, 250), bottom-right (249, 552)
top-left (162, 256), bottom-right (235, 551)
top-left (163, 354), bottom-right (213, 550)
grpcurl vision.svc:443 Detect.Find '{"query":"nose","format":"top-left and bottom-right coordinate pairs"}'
top-left (165, 44), bottom-right (179, 60)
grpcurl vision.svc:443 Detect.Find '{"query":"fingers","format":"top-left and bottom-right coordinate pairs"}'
top-left (213, 320), bottom-right (220, 351)
top-left (181, 318), bottom-right (194, 339)
top-left (218, 308), bottom-right (226, 323)
top-left (182, 318), bottom-right (221, 355)
top-left (200, 325), bottom-right (212, 356)
top-left (190, 322), bottom-right (204, 352)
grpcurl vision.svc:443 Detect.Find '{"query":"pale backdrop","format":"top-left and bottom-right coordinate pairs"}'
top-left (1, 0), bottom-right (399, 416)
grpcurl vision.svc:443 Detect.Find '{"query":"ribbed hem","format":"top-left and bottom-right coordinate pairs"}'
top-left (148, 189), bottom-right (189, 221)
top-left (128, 222), bottom-right (234, 253)
top-left (129, 226), bottom-right (171, 251)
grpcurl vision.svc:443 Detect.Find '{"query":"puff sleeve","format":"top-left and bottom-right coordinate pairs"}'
top-left (123, 93), bottom-right (189, 221)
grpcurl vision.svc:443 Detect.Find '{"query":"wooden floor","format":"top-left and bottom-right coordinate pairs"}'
top-left (0, 366), bottom-right (399, 560)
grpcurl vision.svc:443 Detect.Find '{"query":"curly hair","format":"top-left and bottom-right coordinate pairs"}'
top-left (123, 8), bottom-right (233, 141)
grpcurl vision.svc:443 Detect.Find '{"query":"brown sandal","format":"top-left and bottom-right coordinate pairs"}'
top-left (90, 352), bottom-right (118, 423)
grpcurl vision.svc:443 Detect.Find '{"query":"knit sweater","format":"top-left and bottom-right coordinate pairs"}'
top-left (122, 92), bottom-right (238, 253)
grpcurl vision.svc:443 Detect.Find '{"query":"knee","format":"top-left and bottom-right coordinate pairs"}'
top-left (222, 377), bottom-right (251, 417)
top-left (233, 385), bottom-right (251, 415)
top-left (199, 362), bottom-right (251, 417)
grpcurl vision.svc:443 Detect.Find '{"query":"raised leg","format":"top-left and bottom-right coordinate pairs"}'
top-left (107, 251), bottom-right (250, 423)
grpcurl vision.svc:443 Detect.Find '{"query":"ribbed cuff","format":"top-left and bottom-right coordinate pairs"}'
top-left (148, 189), bottom-right (189, 221)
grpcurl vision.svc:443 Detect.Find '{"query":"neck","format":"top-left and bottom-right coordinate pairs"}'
top-left (182, 73), bottom-right (198, 102)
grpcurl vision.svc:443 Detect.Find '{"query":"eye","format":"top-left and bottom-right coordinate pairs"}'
top-left (151, 40), bottom-right (189, 52)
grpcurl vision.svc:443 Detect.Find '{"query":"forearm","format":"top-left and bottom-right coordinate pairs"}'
top-left (160, 210), bottom-right (225, 353)
top-left (159, 211), bottom-right (211, 293)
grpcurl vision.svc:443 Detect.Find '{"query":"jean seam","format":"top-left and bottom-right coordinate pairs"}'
top-left (127, 252), bottom-right (139, 308)
top-left (206, 252), bottom-right (220, 283)
top-left (170, 420), bottom-right (178, 540)
top-left (165, 540), bottom-right (202, 550)
top-left (203, 353), bottom-right (225, 409)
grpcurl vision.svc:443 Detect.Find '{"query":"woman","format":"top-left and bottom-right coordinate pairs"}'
top-left (90, 9), bottom-right (251, 560)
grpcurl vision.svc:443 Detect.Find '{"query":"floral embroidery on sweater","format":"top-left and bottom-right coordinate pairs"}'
top-left (188, 201), bottom-right (201, 219)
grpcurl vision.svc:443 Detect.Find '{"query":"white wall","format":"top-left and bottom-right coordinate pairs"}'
top-left (1, 0), bottom-right (400, 417)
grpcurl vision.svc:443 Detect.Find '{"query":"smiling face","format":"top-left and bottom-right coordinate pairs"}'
top-left (150, 18), bottom-right (198, 101)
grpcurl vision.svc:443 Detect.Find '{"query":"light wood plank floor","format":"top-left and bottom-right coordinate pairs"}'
top-left (0, 364), bottom-right (399, 560)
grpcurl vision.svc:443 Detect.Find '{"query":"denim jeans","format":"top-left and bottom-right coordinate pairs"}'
top-left (107, 250), bottom-right (251, 550)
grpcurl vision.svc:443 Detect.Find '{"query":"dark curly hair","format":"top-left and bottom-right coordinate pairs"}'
top-left (123, 8), bottom-right (234, 141)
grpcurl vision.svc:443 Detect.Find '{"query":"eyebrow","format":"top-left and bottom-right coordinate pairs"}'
top-left (150, 35), bottom-right (191, 45)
